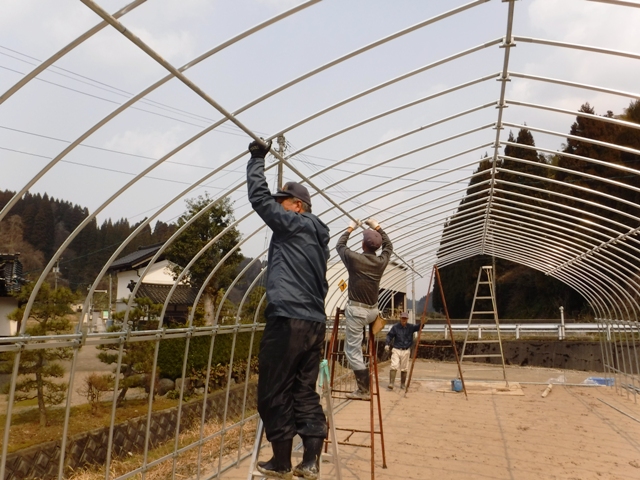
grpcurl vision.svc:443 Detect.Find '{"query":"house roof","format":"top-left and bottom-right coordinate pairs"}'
top-left (107, 243), bottom-right (165, 272)
top-left (136, 283), bottom-right (198, 306)
top-left (0, 254), bottom-right (24, 297)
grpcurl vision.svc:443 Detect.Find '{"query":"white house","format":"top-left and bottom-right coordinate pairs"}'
top-left (0, 254), bottom-right (24, 336)
top-left (107, 244), bottom-right (197, 325)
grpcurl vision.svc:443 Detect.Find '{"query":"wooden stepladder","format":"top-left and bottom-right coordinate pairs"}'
top-left (459, 266), bottom-right (509, 385)
top-left (247, 359), bottom-right (342, 480)
top-left (327, 308), bottom-right (386, 480)
top-left (406, 265), bottom-right (467, 397)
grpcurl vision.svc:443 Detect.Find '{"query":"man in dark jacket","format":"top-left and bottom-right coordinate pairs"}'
top-left (385, 312), bottom-right (422, 390)
top-left (336, 218), bottom-right (392, 400)
top-left (247, 139), bottom-right (330, 480)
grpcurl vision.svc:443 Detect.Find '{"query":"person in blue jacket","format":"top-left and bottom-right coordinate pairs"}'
top-left (247, 139), bottom-right (330, 480)
top-left (385, 312), bottom-right (421, 390)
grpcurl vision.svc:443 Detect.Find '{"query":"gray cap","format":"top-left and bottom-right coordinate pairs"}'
top-left (400, 312), bottom-right (409, 319)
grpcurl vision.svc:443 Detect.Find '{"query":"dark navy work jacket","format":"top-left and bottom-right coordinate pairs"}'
top-left (247, 157), bottom-right (330, 323)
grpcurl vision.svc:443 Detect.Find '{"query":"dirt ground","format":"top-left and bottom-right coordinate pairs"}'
top-left (219, 360), bottom-right (640, 480)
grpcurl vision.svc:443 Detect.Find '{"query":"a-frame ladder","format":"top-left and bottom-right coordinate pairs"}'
top-left (327, 307), bottom-right (386, 480)
top-left (406, 265), bottom-right (467, 397)
top-left (459, 265), bottom-right (508, 385)
top-left (247, 359), bottom-right (342, 480)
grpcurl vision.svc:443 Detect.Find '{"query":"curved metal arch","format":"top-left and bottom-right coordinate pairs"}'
top-left (68, 4), bottom-right (506, 304)
top-left (318, 124), bottom-right (495, 195)
top-left (488, 235), bottom-right (634, 321)
top-left (503, 122), bottom-right (640, 160)
top-left (477, 246), bottom-right (611, 320)
top-left (15, 4), bottom-right (509, 329)
top-left (487, 220), bottom-right (640, 312)
top-left (364, 169), bottom-right (640, 306)
top-left (491, 188), bottom-right (640, 253)
top-left (279, 72), bottom-right (500, 158)
top-left (14, 3), bottom-right (327, 327)
top-left (479, 235), bottom-right (628, 319)
top-left (0, 0), bottom-right (147, 105)
top-left (484, 225), bottom-right (632, 308)
top-left (495, 160), bottom-right (640, 246)
top-left (508, 72), bottom-right (640, 102)
top-left (505, 100), bottom-right (640, 134)
top-left (7, 2), bottom-right (640, 478)
top-left (156, 212), bottom-right (264, 326)
top-left (513, 35), bottom-right (640, 62)
top-left (497, 160), bottom-right (640, 216)
top-left (0, 1), bottom-right (320, 225)
top-left (435, 248), bottom-right (607, 320)
top-left (424, 219), bottom-right (616, 316)
top-left (323, 145), bottom-right (493, 225)
top-left (485, 202), bottom-right (603, 250)
top-left (488, 191), bottom-right (638, 284)
top-left (493, 179), bottom-right (640, 232)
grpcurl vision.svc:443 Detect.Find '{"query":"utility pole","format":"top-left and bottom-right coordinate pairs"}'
top-left (108, 274), bottom-right (113, 327)
top-left (411, 260), bottom-right (416, 323)
top-left (277, 135), bottom-right (286, 189)
top-left (54, 258), bottom-right (61, 290)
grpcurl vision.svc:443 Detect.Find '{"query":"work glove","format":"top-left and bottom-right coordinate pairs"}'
top-left (365, 218), bottom-right (380, 230)
top-left (384, 345), bottom-right (390, 352)
top-left (348, 219), bottom-right (360, 231)
top-left (248, 138), bottom-right (272, 158)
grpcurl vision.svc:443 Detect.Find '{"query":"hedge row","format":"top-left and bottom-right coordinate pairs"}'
top-left (157, 331), bottom-right (262, 380)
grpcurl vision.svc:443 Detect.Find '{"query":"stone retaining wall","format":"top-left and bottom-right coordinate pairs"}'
top-left (378, 340), bottom-right (634, 373)
top-left (4, 382), bottom-right (257, 480)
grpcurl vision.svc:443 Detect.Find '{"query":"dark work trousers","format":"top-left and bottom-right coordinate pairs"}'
top-left (258, 317), bottom-right (327, 442)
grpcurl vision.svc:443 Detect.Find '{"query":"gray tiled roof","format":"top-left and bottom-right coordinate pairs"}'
top-left (107, 243), bottom-right (164, 272)
top-left (136, 283), bottom-right (198, 305)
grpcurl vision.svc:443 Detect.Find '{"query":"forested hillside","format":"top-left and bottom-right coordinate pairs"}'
top-left (0, 191), bottom-right (176, 290)
top-left (434, 100), bottom-right (640, 320)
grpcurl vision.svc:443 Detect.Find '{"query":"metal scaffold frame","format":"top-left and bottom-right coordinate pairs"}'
top-left (2, 0), bottom-right (640, 478)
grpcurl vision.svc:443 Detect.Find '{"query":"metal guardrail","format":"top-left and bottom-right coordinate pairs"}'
top-left (362, 322), bottom-right (614, 341)
top-left (415, 323), bottom-right (601, 340)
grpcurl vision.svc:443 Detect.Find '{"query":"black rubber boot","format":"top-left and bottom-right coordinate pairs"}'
top-left (388, 369), bottom-right (396, 390)
top-left (400, 371), bottom-right (407, 390)
top-left (256, 439), bottom-right (293, 479)
top-left (293, 436), bottom-right (324, 480)
top-left (346, 369), bottom-right (370, 400)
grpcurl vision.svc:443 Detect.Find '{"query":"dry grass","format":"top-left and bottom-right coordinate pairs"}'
top-left (68, 413), bottom-right (259, 480)
top-left (0, 397), bottom-right (180, 453)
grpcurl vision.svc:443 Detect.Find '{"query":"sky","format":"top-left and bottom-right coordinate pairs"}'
top-left (1, 0), bottom-right (639, 298)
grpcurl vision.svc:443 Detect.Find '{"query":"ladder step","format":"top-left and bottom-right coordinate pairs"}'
top-left (478, 281), bottom-right (492, 284)
top-left (462, 354), bottom-right (504, 358)
top-left (465, 340), bottom-right (501, 344)
top-left (471, 311), bottom-right (496, 314)
top-left (475, 296), bottom-right (493, 300)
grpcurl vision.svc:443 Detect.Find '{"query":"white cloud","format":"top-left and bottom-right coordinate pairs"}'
top-left (104, 125), bottom-right (192, 160)
top-left (527, 0), bottom-right (640, 49)
top-left (129, 27), bottom-right (198, 64)
top-left (256, 0), bottom-right (304, 9)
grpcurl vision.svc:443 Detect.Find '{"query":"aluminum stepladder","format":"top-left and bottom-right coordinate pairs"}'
top-left (247, 359), bottom-right (342, 480)
top-left (459, 265), bottom-right (509, 385)
top-left (327, 307), bottom-right (386, 480)
top-left (406, 265), bottom-right (467, 397)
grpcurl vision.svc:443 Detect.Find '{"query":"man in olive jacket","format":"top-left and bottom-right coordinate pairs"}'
top-left (247, 139), bottom-right (330, 480)
top-left (336, 218), bottom-right (392, 399)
